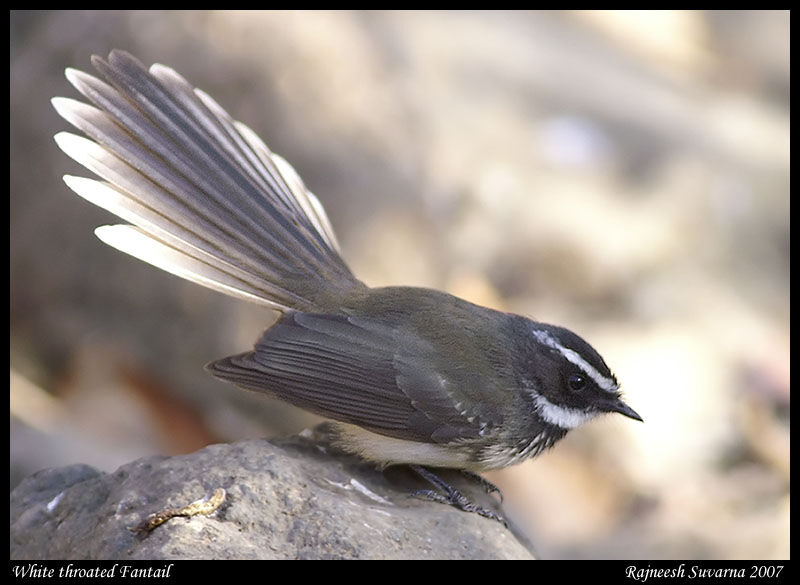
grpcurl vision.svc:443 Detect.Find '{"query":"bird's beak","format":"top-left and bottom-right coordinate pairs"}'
top-left (601, 396), bottom-right (643, 422)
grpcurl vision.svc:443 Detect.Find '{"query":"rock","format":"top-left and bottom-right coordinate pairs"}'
top-left (10, 428), bottom-right (534, 559)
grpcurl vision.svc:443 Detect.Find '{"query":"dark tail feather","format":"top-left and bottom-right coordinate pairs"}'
top-left (52, 50), bottom-right (363, 312)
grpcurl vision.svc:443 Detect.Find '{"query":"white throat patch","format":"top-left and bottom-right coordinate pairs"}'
top-left (534, 394), bottom-right (597, 429)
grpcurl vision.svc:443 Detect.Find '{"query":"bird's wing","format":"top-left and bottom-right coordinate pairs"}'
top-left (207, 311), bottom-right (501, 443)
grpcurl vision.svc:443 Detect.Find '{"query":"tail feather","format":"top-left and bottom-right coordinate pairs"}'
top-left (52, 50), bottom-right (362, 312)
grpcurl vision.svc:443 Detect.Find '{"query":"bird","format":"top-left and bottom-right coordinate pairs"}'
top-left (52, 50), bottom-right (641, 521)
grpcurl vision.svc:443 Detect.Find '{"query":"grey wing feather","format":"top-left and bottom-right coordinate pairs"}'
top-left (207, 312), bottom-right (490, 443)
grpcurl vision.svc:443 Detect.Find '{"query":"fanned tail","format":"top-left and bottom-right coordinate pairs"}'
top-left (52, 50), bottom-right (364, 312)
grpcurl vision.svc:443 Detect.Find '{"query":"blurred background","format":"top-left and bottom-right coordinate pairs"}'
top-left (10, 10), bottom-right (789, 559)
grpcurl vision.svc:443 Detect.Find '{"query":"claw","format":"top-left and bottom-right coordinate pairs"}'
top-left (410, 466), bottom-right (507, 526)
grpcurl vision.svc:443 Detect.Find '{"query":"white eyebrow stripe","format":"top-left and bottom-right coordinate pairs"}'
top-left (532, 329), bottom-right (618, 393)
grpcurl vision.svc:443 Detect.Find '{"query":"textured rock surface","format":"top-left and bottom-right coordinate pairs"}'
top-left (10, 430), bottom-right (534, 559)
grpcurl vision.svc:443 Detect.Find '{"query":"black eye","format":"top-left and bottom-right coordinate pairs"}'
top-left (567, 373), bottom-right (587, 392)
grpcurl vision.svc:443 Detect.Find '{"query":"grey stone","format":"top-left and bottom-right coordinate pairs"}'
top-left (10, 429), bottom-right (534, 559)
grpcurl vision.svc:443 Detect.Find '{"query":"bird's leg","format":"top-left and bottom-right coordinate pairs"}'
top-left (460, 470), bottom-right (504, 504)
top-left (410, 465), bottom-right (506, 526)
